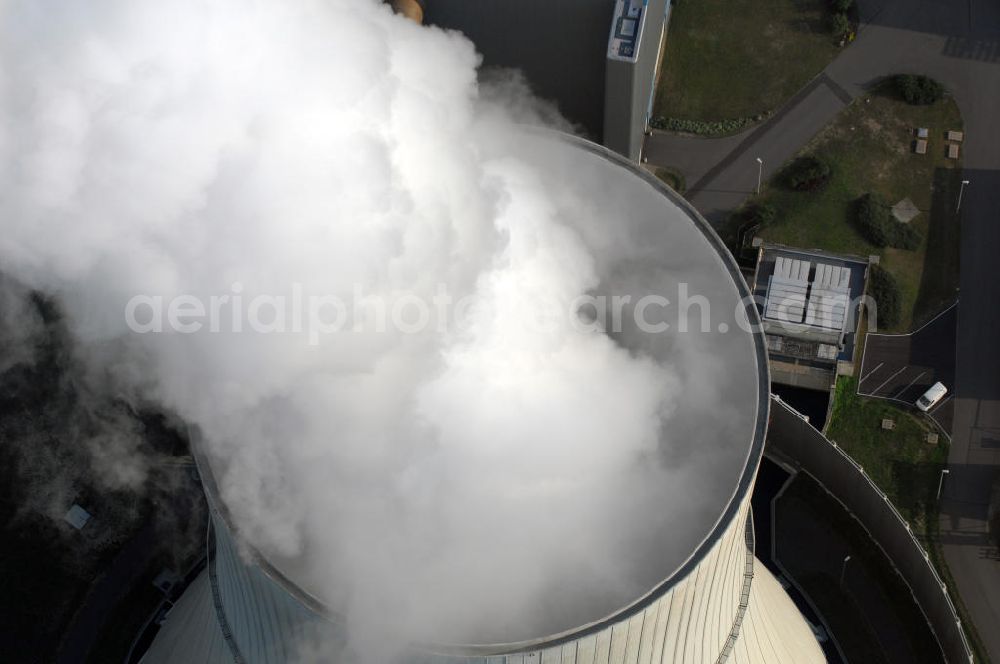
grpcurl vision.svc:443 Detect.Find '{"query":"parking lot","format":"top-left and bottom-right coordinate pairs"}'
top-left (857, 304), bottom-right (957, 434)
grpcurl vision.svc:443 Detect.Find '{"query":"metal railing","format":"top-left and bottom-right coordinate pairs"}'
top-left (768, 395), bottom-right (973, 663)
top-left (207, 516), bottom-right (246, 664)
top-left (716, 511), bottom-right (756, 663)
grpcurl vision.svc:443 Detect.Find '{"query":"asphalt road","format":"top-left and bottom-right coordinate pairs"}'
top-left (753, 458), bottom-right (846, 664)
top-left (774, 476), bottom-right (944, 664)
top-left (857, 304), bottom-right (957, 432)
top-left (55, 523), bottom-right (159, 664)
top-left (646, 0), bottom-right (1000, 657)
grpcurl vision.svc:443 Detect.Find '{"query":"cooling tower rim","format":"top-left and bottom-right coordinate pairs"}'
top-left (190, 130), bottom-right (770, 655)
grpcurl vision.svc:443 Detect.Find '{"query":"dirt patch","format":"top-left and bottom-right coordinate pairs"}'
top-left (864, 117), bottom-right (884, 135)
top-left (869, 156), bottom-right (894, 182)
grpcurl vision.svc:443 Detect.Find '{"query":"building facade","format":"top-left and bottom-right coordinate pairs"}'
top-left (426, 0), bottom-right (669, 161)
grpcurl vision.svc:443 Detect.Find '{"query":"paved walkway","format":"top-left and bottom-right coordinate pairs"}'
top-left (647, 74), bottom-right (853, 225)
top-left (646, 0), bottom-right (1000, 658)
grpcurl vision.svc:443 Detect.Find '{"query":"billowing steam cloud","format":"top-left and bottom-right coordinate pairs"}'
top-left (0, 0), bottom-right (758, 655)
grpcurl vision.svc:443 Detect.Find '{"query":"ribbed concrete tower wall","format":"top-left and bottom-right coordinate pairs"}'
top-left (140, 136), bottom-right (826, 664)
top-left (141, 477), bottom-right (825, 664)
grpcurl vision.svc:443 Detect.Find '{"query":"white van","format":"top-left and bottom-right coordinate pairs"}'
top-left (916, 382), bottom-right (947, 412)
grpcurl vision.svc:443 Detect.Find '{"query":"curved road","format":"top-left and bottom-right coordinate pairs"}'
top-left (646, 0), bottom-right (1000, 659)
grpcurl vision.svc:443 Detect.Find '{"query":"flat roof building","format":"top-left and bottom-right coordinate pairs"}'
top-left (751, 243), bottom-right (870, 391)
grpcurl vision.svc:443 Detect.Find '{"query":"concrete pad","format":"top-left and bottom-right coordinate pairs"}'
top-left (64, 504), bottom-right (92, 530)
top-left (892, 197), bottom-right (920, 223)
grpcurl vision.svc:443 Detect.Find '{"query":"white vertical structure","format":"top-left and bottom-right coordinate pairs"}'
top-left (604, 0), bottom-right (670, 161)
top-left (141, 136), bottom-right (825, 664)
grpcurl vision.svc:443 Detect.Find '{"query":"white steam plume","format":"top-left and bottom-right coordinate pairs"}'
top-left (0, 0), bottom-right (758, 653)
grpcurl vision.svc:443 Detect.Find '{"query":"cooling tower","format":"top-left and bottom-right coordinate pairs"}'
top-left (139, 134), bottom-right (825, 664)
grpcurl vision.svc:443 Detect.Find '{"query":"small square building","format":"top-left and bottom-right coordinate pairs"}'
top-left (750, 244), bottom-right (870, 391)
top-left (64, 504), bottom-right (92, 530)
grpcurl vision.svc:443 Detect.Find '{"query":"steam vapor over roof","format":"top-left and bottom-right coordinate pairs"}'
top-left (200, 132), bottom-right (769, 648)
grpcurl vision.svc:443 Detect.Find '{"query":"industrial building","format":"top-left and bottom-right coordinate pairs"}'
top-left (425, 0), bottom-right (669, 161)
top-left (750, 243), bottom-right (870, 392)
top-left (603, 0), bottom-right (670, 161)
top-left (138, 136), bottom-right (825, 664)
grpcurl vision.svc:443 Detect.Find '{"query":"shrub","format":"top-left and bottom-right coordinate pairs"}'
top-left (893, 74), bottom-right (945, 105)
top-left (855, 193), bottom-right (891, 245)
top-left (655, 167), bottom-right (686, 194)
top-left (729, 203), bottom-right (777, 251)
top-left (745, 203), bottom-right (777, 227)
top-left (854, 193), bottom-right (921, 250)
top-left (829, 12), bottom-right (850, 38)
top-left (649, 115), bottom-right (761, 136)
top-left (868, 265), bottom-right (901, 329)
top-left (831, 0), bottom-right (854, 11)
top-left (785, 156), bottom-right (832, 191)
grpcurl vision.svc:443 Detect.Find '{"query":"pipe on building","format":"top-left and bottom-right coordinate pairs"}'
top-left (389, 0), bottom-right (425, 24)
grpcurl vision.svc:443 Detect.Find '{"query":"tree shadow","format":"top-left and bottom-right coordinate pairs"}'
top-left (890, 457), bottom-right (948, 529)
top-left (912, 168), bottom-right (962, 326)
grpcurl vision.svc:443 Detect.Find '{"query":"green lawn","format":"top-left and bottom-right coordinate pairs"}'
top-left (756, 86), bottom-right (963, 331)
top-left (654, 0), bottom-right (842, 127)
top-left (826, 376), bottom-right (948, 535)
top-left (816, 384), bottom-right (992, 662)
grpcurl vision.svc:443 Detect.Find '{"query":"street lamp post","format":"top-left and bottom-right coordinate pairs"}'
top-left (937, 468), bottom-right (951, 501)
top-left (956, 179), bottom-right (970, 213)
top-left (756, 157), bottom-right (764, 195)
top-left (839, 555), bottom-right (851, 587)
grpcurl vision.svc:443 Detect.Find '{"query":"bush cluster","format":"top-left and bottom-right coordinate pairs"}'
top-left (829, 0), bottom-right (855, 38)
top-left (785, 156), bottom-right (832, 191)
top-left (649, 115), bottom-right (761, 136)
top-left (655, 167), bottom-right (686, 194)
top-left (854, 193), bottom-right (921, 250)
top-left (868, 264), bottom-right (901, 329)
top-left (728, 203), bottom-right (777, 251)
top-left (741, 203), bottom-right (777, 227)
top-left (828, 11), bottom-right (850, 38)
top-left (893, 74), bottom-right (945, 105)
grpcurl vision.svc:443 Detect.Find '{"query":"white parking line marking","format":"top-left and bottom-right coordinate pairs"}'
top-left (896, 370), bottom-right (927, 398)
top-left (858, 361), bottom-right (884, 385)
top-left (929, 393), bottom-right (953, 414)
top-left (870, 366), bottom-right (907, 396)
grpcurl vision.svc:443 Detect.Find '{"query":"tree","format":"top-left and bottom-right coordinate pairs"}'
top-left (785, 156), bottom-right (832, 191)
top-left (854, 193), bottom-right (921, 250)
top-left (868, 265), bottom-right (901, 329)
top-left (829, 12), bottom-right (850, 38)
top-left (746, 202), bottom-right (777, 226)
top-left (893, 74), bottom-right (945, 105)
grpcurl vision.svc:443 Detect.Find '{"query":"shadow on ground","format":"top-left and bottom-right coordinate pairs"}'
top-left (775, 473), bottom-right (946, 664)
